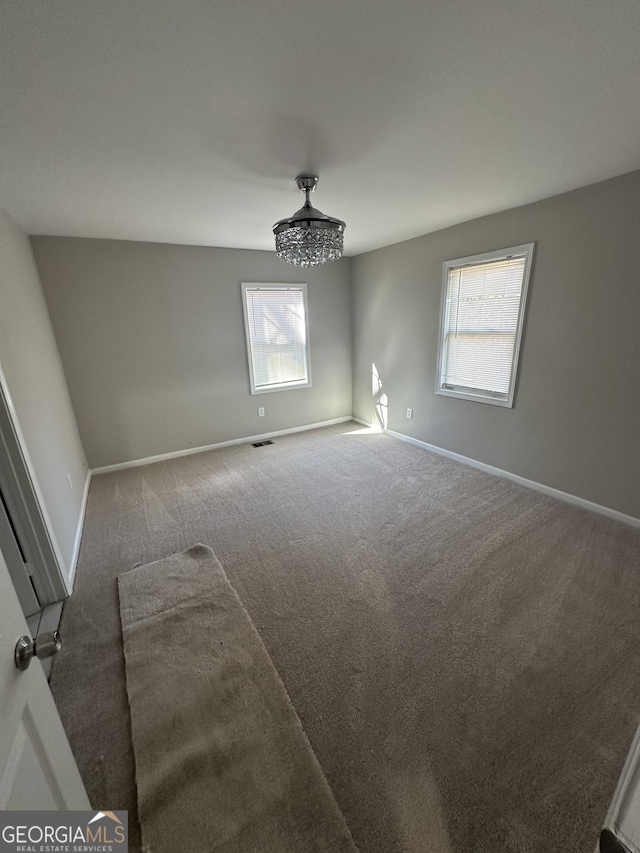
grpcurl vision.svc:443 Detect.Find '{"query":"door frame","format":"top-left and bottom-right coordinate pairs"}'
top-left (0, 480), bottom-right (41, 615)
top-left (0, 362), bottom-right (68, 605)
top-left (602, 722), bottom-right (640, 852)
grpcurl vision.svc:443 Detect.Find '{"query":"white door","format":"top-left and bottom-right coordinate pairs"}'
top-left (0, 545), bottom-right (89, 809)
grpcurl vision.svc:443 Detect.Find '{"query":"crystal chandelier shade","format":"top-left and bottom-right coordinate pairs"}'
top-left (273, 175), bottom-right (345, 267)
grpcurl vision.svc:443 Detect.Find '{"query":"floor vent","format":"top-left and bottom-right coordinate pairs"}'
top-left (251, 440), bottom-right (274, 448)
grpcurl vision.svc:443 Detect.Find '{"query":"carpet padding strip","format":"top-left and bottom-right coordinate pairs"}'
top-left (118, 544), bottom-right (358, 853)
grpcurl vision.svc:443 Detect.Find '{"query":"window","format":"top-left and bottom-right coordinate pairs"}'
top-left (436, 243), bottom-right (534, 407)
top-left (242, 284), bottom-right (311, 394)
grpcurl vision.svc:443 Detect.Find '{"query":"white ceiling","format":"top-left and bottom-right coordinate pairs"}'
top-left (2, 0), bottom-right (640, 256)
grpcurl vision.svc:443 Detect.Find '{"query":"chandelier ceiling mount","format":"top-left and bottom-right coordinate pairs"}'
top-left (273, 175), bottom-right (346, 268)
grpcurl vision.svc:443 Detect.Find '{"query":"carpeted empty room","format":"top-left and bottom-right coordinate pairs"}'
top-left (50, 423), bottom-right (640, 853)
top-left (6, 6), bottom-right (640, 851)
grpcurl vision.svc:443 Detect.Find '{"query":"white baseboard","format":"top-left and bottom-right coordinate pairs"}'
top-left (91, 416), bottom-right (354, 476)
top-left (350, 417), bottom-right (376, 429)
top-left (66, 470), bottom-right (92, 592)
top-left (386, 428), bottom-right (640, 529)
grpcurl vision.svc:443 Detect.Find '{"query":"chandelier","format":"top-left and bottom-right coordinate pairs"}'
top-left (273, 175), bottom-right (346, 267)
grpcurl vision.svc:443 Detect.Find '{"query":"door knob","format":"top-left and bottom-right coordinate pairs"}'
top-left (14, 631), bottom-right (61, 671)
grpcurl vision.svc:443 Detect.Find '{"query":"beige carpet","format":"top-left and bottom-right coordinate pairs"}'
top-left (118, 545), bottom-right (357, 853)
top-left (50, 424), bottom-right (640, 853)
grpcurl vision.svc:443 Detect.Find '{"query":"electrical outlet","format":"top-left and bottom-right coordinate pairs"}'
top-left (258, 407), bottom-right (265, 417)
top-left (67, 473), bottom-right (73, 491)
top-left (406, 408), bottom-right (413, 419)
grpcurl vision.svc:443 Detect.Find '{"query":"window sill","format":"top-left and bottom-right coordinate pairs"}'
top-left (435, 387), bottom-right (514, 408)
top-left (250, 380), bottom-right (312, 395)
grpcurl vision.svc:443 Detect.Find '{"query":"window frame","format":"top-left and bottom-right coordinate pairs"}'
top-left (435, 243), bottom-right (534, 408)
top-left (241, 283), bottom-right (312, 395)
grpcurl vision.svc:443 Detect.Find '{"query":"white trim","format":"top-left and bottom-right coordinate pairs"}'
top-left (385, 428), bottom-right (640, 529)
top-left (603, 720), bottom-right (640, 851)
top-left (435, 243), bottom-right (535, 409)
top-left (91, 416), bottom-right (353, 475)
top-left (241, 283), bottom-right (312, 395)
top-left (66, 471), bottom-right (91, 591)
top-left (0, 359), bottom-right (68, 600)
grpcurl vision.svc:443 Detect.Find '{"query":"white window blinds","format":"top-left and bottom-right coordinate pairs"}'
top-left (242, 285), bottom-right (310, 393)
top-left (437, 245), bottom-right (533, 407)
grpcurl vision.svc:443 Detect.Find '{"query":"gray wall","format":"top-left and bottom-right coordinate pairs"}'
top-left (352, 171), bottom-right (640, 519)
top-left (0, 209), bottom-right (88, 583)
top-left (32, 238), bottom-right (352, 469)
